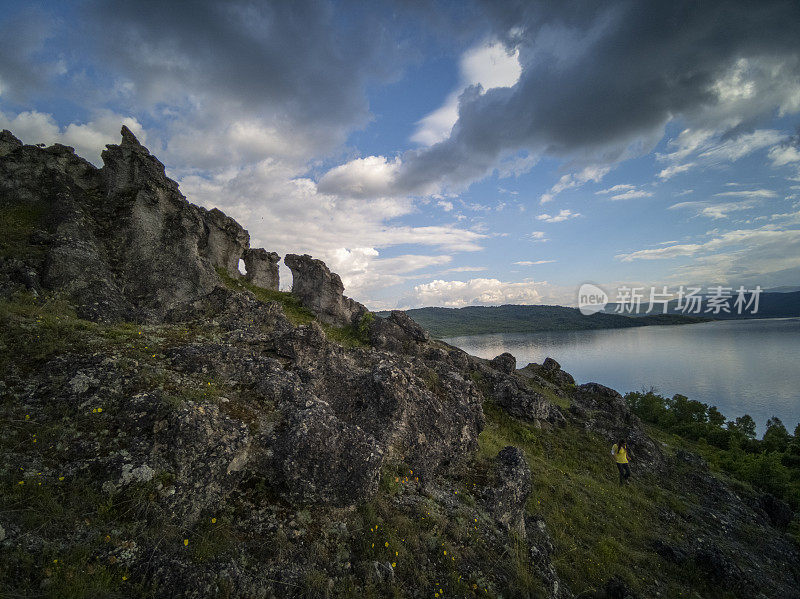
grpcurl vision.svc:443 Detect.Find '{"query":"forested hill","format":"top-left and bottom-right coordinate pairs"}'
top-left (381, 304), bottom-right (708, 338)
top-left (604, 290), bottom-right (800, 319)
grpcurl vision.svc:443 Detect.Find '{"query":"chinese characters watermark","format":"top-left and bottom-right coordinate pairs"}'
top-left (578, 284), bottom-right (762, 316)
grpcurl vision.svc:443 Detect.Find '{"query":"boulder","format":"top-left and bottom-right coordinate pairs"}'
top-left (494, 377), bottom-right (563, 424)
top-left (490, 352), bottom-right (517, 374)
top-left (486, 446), bottom-right (531, 532)
top-left (284, 253), bottom-right (367, 326)
top-left (271, 398), bottom-right (384, 505)
top-left (368, 310), bottom-right (430, 353)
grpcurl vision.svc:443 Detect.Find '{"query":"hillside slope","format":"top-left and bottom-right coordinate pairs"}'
top-left (388, 305), bottom-right (708, 339)
top-left (1, 129), bottom-right (798, 599)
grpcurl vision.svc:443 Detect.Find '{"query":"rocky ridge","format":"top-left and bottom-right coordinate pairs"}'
top-left (1, 129), bottom-right (798, 599)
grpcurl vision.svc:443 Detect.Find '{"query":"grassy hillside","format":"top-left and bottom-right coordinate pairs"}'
top-left (383, 304), bottom-right (708, 338)
top-left (2, 289), bottom-right (799, 598)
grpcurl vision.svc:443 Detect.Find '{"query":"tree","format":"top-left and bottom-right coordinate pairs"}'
top-left (763, 417), bottom-right (790, 453)
top-left (728, 414), bottom-right (756, 439)
top-left (708, 406), bottom-right (726, 428)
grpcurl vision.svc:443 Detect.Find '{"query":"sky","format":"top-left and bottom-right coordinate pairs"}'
top-left (1, 0), bottom-right (800, 310)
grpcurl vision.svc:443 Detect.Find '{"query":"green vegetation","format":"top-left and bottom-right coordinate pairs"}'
top-left (389, 304), bottom-right (709, 338)
top-left (626, 390), bottom-right (800, 508)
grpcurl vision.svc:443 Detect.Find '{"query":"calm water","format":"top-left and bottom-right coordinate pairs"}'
top-left (445, 318), bottom-right (800, 436)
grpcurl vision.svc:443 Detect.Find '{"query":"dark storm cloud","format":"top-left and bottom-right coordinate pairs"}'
top-left (72, 0), bottom-right (437, 162)
top-left (0, 9), bottom-right (59, 103)
top-left (394, 0), bottom-right (800, 193)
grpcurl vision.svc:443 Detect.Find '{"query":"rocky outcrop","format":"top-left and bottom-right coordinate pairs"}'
top-left (486, 446), bottom-right (531, 532)
top-left (0, 129), bottom-right (22, 156)
top-left (475, 352), bottom-right (565, 427)
top-left (520, 356), bottom-right (576, 387)
top-left (490, 352), bottom-right (517, 374)
top-left (0, 126), bottom-right (280, 322)
top-left (369, 310), bottom-right (430, 354)
top-left (243, 248), bottom-right (280, 290)
top-left (284, 253), bottom-right (367, 326)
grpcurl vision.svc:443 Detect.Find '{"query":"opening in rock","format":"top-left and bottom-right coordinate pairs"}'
top-left (237, 258), bottom-right (247, 276)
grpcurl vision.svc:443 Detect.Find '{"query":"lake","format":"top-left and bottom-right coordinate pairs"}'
top-left (444, 318), bottom-right (800, 437)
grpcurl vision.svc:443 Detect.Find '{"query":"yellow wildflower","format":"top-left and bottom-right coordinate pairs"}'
top-left (183, 539), bottom-right (189, 546)
top-left (211, 517), bottom-right (217, 524)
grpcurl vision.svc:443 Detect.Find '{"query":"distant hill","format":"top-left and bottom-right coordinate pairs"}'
top-left (604, 290), bottom-right (800, 320)
top-left (378, 304), bottom-right (709, 338)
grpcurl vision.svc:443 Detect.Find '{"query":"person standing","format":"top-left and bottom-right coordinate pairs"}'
top-left (611, 439), bottom-right (631, 485)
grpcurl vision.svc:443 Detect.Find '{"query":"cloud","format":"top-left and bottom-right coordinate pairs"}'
top-left (607, 189), bottom-right (653, 201)
top-left (442, 266), bottom-right (487, 273)
top-left (670, 200), bottom-right (760, 219)
top-left (437, 200), bottom-right (454, 211)
top-left (386, 1), bottom-right (800, 196)
top-left (597, 184), bottom-right (635, 195)
top-left (769, 139), bottom-right (800, 167)
top-left (403, 277), bottom-right (544, 308)
top-left (696, 129), bottom-right (783, 163)
top-left (656, 127), bottom-right (785, 180)
top-left (616, 225), bottom-right (800, 288)
top-left (770, 145), bottom-right (800, 167)
top-left (713, 189), bottom-right (778, 199)
top-left (0, 8), bottom-right (63, 102)
top-left (75, 0), bottom-right (415, 165)
top-left (539, 165), bottom-right (610, 204)
top-left (536, 209), bottom-right (580, 223)
top-left (514, 260), bottom-right (556, 265)
top-left (529, 231), bottom-right (548, 242)
top-left (178, 156), bottom-right (486, 301)
top-left (657, 162), bottom-right (696, 180)
top-left (411, 40), bottom-right (521, 146)
top-left (317, 155), bottom-right (403, 199)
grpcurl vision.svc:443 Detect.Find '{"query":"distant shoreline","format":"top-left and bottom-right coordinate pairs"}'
top-left (379, 304), bottom-right (710, 338)
top-left (383, 292), bottom-right (800, 338)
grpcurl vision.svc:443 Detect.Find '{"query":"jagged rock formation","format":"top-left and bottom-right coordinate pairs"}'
top-left (284, 253), bottom-right (367, 326)
top-left (0, 126), bottom-right (276, 322)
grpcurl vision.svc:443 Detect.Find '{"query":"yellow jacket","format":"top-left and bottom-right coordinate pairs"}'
top-left (611, 444), bottom-right (628, 464)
